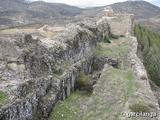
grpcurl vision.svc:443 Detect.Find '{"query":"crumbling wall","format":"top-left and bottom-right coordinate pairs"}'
top-left (105, 14), bottom-right (134, 35)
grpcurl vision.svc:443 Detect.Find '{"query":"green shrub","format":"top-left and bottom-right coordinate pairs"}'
top-left (104, 36), bottom-right (111, 43)
top-left (134, 24), bottom-right (160, 86)
top-left (0, 91), bottom-right (8, 106)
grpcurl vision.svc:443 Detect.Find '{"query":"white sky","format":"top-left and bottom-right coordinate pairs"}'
top-left (30, 0), bottom-right (159, 8)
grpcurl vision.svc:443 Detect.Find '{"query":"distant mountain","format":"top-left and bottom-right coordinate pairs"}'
top-left (110, 1), bottom-right (160, 20)
top-left (0, 0), bottom-right (28, 11)
top-left (82, 1), bottom-right (160, 20)
top-left (108, 1), bottom-right (160, 32)
top-left (0, 0), bottom-right (82, 27)
top-left (139, 15), bottom-right (160, 33)
top-left (1, 0), bottom-right (160, 31)
top-left (28, 1), bottom-right (82, 17)
top-left (81, 1), bottom-right (160, 32)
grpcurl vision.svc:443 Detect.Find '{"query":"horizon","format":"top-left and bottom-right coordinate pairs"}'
top-left (29, 0), bottom-right (160, 8)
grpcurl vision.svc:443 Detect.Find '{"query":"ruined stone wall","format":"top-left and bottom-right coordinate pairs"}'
top-left (106, 14), bottom-right (134, 35)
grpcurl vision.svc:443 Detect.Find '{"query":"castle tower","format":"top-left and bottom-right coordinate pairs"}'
top-left (104, 6), bottom-right (114, 17)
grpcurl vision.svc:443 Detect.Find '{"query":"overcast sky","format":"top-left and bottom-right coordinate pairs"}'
top-left (30, 0), bottom-right (160, 8)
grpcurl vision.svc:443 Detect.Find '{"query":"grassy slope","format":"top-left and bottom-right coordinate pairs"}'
top-left (49, 37), bottom-right (156, 120)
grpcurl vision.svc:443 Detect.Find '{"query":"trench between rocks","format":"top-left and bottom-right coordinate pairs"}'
top-left (33, 56), bottom-right (119, 120)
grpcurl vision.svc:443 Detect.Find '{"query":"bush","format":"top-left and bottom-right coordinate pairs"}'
top-left (104, 36), bottom-right (111, 43)
top-left (76, 73), bottom-right (93, 93)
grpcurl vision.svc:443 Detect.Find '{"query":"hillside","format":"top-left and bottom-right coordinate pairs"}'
top-left (1, 0), bottom-right (160, 31)
top-left (83, 1), bottom-right (160, 20)
top-left (82, 1), bottom-right (160, 33)
top-left (139, 15), bottom-right (160, 33)
top-left (111, 1), bottom-right (160, 20)
top-left (0, 0), bottom-right (82, 27)
top-left (109, 1), bottom-right (160, 32)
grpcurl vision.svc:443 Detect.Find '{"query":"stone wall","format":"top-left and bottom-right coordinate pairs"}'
top-left (127, 36), bottom-right (160, 119)
top-left (105, 14), bottom-right (134, 35)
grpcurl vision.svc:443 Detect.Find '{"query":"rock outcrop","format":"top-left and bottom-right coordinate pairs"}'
top-left (0, 18), bottom-right (110, 120)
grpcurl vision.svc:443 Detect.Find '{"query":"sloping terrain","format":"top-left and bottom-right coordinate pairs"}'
top-left (138, 16), bottom-right (160, 33)
top-left (0, 0), bottom-right (82, 27)
top-left (110, 1), bottom-right (160, 20)
top-left (83, 1), bottom-right (160, 20)
top-left (82, 1), bottom-right (160, 33)
top-left (1, 0), bottom-right (160, 29)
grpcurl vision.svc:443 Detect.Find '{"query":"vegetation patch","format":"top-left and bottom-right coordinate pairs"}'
top-left (0, 91), bottom-right (8, 106)
top-left (103, 36), bottom-right (111, 43)
top-left (134, 25), bottom-right (160, 86)
top-left (124, 71), bottom-right (135, 101)
top-left (76, 72), bottom-right (94, 93)
top-left (93, 37), bottom-right (129, 59)
top-left (49, 90), bottom-right (90, 120)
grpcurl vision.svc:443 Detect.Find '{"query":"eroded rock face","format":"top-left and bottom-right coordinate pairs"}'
top-left (0, 18), bottom-right (110, 120)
